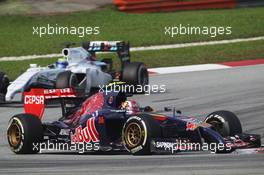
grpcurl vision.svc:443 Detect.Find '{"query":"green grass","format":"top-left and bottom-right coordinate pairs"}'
top-left (132, 40), bottom-right (264, 68)
top-left (0, 6), bottom-right (263, 57)
top-left (1, 40), bottom-right (263, 80)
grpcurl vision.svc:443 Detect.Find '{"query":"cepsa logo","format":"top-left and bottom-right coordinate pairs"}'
top-left (24, 95), bottom-right (44, 104)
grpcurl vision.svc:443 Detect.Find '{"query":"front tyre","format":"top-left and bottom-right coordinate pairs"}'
top-left (122, 115), bottom-right (161, 155)
top-left (0, 72), bottom-right (9, 102)
top-left (7, 114), bottom-right (43, 154)
top-left (204, 110), bottom-right (242, 137)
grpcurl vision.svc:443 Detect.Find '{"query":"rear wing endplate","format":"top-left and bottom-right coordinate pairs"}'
top-left (24, 88), bottom-right (76, 120)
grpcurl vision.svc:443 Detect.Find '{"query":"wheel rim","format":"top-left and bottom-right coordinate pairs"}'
top-left (8, 121), bottom-right (22, 147)
top-left (209, 120), bottom-right (225, 136)
top-left (124, 122), bottom-right (143, 148)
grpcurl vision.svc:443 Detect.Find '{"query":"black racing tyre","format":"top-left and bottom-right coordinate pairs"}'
top-left (0, 72), bottom-right (9, 94)
top-left (204, 110), bottom-right (242, 137)
top-left (122, 62), bottom-right (149, 87)
top-left (0, 93), bottom-right (5, 102)
top-left (7, 114), bottom-right (43, 154)
top-left (55, 71), bottom-right (78, 89)
top-left (122, 114), bottom-right (161, 155)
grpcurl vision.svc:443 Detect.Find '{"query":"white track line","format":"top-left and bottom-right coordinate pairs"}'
top-left (148, 64), bottom-right (231, 74)
top-left (131, 36), bottom-right (264, 51)
top-left (0, 36), bottom-right (263, 61)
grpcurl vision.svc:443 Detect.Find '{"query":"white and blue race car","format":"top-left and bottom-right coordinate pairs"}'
top-left (5, 41), bottom-right (149, 102)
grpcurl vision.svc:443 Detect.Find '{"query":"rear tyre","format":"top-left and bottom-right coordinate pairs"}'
top-left (204, 110), bottom-right (242, 137)
top-left (56, 71), bottom-right (78, 89)
top-left (122, 115), bottom-right (161, 155)
top-left (122, 62), bottom-right (149, 93)
top-left (7, 114), bottom-right (43, 154)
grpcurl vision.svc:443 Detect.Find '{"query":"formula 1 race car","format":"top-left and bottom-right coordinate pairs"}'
top-left (6, 87), bottom-right (262, 155)
top-left (5, 41), bottom-right (149, 102)
top-left (0, 71), bottom-right (9, 102)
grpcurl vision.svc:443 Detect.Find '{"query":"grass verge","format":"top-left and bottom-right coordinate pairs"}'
top-left (0, 6), bottom-right (263, 57)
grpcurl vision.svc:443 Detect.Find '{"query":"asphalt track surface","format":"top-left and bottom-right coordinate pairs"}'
top-left (0, 65), bottom-right (264, 175)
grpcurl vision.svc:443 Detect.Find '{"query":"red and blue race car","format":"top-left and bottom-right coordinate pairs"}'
top-left (7, 87), bottom-right (262, 155)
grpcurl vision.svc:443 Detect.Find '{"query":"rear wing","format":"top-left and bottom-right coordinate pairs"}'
top-left (24, 88), bottom-right (76, 120)
top-left (82, 41), bottom-right (130, 62)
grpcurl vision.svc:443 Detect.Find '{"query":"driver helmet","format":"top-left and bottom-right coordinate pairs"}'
top-left (56, 57), bottom-right (68, 69)
top-left (121, 100), bottom-right (140, 114)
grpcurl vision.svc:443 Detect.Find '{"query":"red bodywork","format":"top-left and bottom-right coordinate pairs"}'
top-left (65, 92), bottom-right (105, 126)
top-left (24, 88), bottom-right (76, 120)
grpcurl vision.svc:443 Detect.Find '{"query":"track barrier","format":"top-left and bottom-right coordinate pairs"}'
top-left (113, 0), bottom-right (264, 13)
